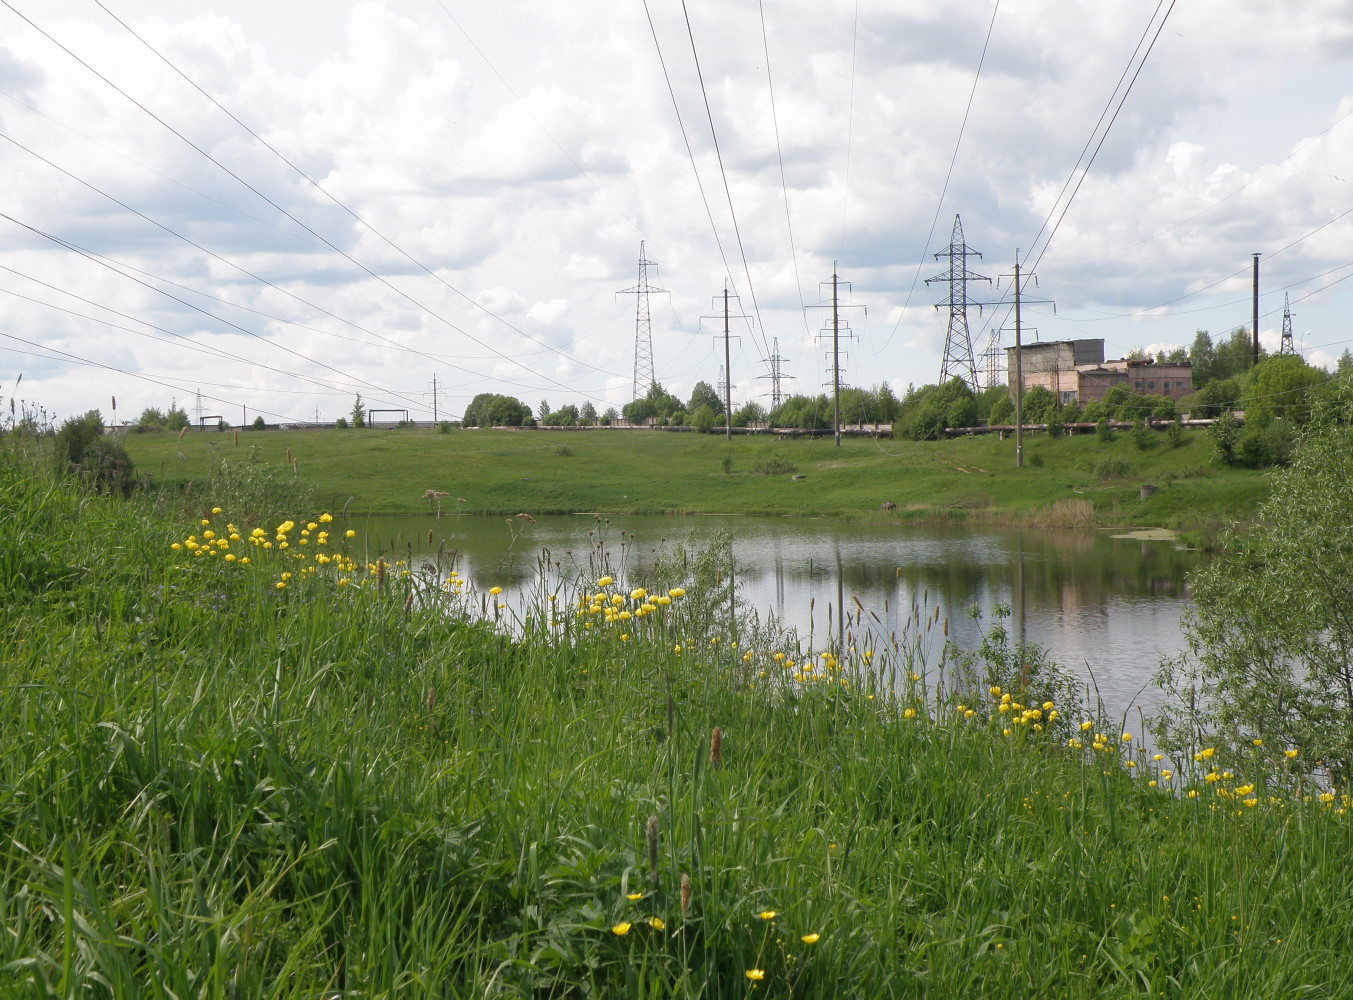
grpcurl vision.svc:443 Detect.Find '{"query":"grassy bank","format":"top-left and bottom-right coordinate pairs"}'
top-left (2, 439), bottom-right (1349, 997)
top-left (121, 425), bottom-right (1267, 534)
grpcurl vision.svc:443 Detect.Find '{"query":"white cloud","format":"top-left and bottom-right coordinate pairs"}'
top-left (2, 0), bottom-right (1352, 426)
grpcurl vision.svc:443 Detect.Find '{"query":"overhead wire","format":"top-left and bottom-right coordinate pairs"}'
top-left (6, 0), bottom-right (618, 402)
top-left (677, 0), bottom-right (771, 362)
top-left (94, 0), bottom-right (626, 384)
top-left (0, 216), bottom-right (423, 409)
top-left (969, 0), bottom-right (1177, 363)
top-left (757, 0), bottom-right (810, 344)
top-left (878, 0), bottom-right (1001, 356)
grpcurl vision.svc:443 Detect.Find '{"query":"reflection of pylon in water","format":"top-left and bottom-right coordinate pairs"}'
top-left (926, 215), bottom-right (990, 393)
top-left (616, 241), bottom-right (666, 399)
top-left (1279, 293), bottom-right (1296, 355)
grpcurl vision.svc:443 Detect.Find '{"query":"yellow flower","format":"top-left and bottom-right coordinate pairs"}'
top-left (668, 587), bottom-right (686, 598)
top-left (1284, 749), bottom-right (1299, 759)
top-left (1121, 733), bottom-right (1133, 743)
top-left (630, 587), bottom-right (647, 600)
top-left (319, 513), bottom-right (333, 523)
top-left (757, 910), bottom-right (777, 920)
top-left (648, 916), bottom-right (665, 930)
top-left (745, 969), bottom-right (765, 982)
top-left (200, 518), bottom-right (211, 526)
top-left (801, 932), bottom-right (820, 944)
top-left (211, 507), bottom-right (222, 514)
top-left (1042, 701), bottom-right (1054, 711)
top-left (1080, 720), bottom-right (1094, 732)
top-left (611, 922), bottom-right (631, 936)
top-left (597, 575), bottom-right (614, 587)
top-left (626, 892), bottom-right (643, 901)
top-left (275, 581), bottom-right (286, 590)
top-left (489, 586), bottom-right (503, 596)
top-left (903, 708), bottom-right (917, 719)
top-left (1252, 738), bottom-right (1263, 746)
top-left (345, 529), bottom-right (356, 539)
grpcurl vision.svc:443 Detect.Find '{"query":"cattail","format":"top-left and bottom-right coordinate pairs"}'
top-left (377, 558), bottom-right (387, 588)
top-left (646, 815), bottom-right (660, 885)
top-left (943, 617), bottom-right (949, 637)
top-left (709, 726), bottom-right (722, 770)
top-left (404, 589), bottom-right (414, 613)
top-left (286, 448), bottom-right (292, 463)
top-left (177, 426), bottom-right (188, 441)
top-left (428, 529), bottom-right (434, 545)
top-left (232, 430), bottom-right (239, 446)
top-left (680, 872), bottom-right (691, 914)
top-left (425, 685), bottom-right (435, 710)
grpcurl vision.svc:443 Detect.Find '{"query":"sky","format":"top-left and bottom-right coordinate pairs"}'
top-left (2, 0), bottom-right (1352, 426)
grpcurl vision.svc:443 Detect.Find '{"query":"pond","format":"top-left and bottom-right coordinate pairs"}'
top-left (352, 513), bottom-right (1201, 724)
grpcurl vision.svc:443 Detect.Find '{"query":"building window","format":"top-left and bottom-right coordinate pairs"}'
top-left (1162, 381), bottom-right (1170, 390)
top-left (1146, 381), bottom-right (1156, 390)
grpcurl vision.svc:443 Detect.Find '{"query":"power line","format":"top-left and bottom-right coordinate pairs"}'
top-left (757, 0), bottom-right (810, 344)
top-left (678, 0), bottom-right (770, 362)
top-left (5, 0), bottom-right (617, 401)
top-left (878, 0), bottom-right (1001, 355)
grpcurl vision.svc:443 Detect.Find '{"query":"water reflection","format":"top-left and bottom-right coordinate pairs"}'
top-left (354, 513), bottom-right (1201, 722)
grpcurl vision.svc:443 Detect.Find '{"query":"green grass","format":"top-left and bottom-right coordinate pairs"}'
top-left (2, 438), bottom-right (1343, 997)
top-left (121, 425), bottom-right (1269, 532)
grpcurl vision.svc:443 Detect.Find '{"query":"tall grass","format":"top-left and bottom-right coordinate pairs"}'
top-left (2, 440), bottom-right (1351, 998)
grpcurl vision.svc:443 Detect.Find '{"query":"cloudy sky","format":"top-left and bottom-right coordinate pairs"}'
top-left (2, 0), bottom-right (1352, 425)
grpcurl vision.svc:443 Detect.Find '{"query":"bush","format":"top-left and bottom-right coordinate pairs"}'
top-left (1093, 457), bottom-right (1131, 479)
top-left (1131, 423), bottom-right (1154, 451)
top-left (1154, 410), bottom-right (1353, 778)
top-left (438, 421), bottom-right (452, 434)
top-left (335, 417), bottom-right (349, 430)
top-left (55, 410), bottom-right (134, 495)
top-left (1095, 417), bottom-right (1115, 442)
top-left (752, 453), bottom-right (796, 476)
top-left (251, 415), bottom-right (266, 431)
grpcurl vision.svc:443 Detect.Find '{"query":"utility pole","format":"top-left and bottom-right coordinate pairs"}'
top-left (999, 251), bottom-right (1053, 469)
top-left (428, 373), bottom-right (440, 423)
top-left (617, 242), bottom-right (668, 401)
top-left (807, 265), bottom-right (864, 446)
top-left (1252, 253), bottom-right (1261, 367)
top-left (702, 283), bottom-right (748, 439)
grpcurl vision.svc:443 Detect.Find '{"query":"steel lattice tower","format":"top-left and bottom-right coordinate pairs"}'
top-left (926, 215), bottom-right (990, 393)
top-left (1280, 293), bottom-right (1296, 355)
top-left (617, 242), bottom-right (666, 400)
top-left (758, 337), bottom-right (792, 407)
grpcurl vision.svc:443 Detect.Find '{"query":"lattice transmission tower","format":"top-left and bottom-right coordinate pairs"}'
top-left (616, 242), bottom-right (667, 400)
top-left (757, 337), bottom-right (793, 408)
top-left (926, 215), bottom-right (990, 393)
top-left (1279, 293), bottom-right (1296, 355)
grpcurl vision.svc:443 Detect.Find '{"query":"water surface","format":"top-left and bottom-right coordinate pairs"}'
top-left (355, 513), bottom-right (1200, 722)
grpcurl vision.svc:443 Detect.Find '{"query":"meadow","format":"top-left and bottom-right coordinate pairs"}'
top-left (4, 433), bottom-right (1348, 998)
top-left (120, 424), bottom-right (1267, 536)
